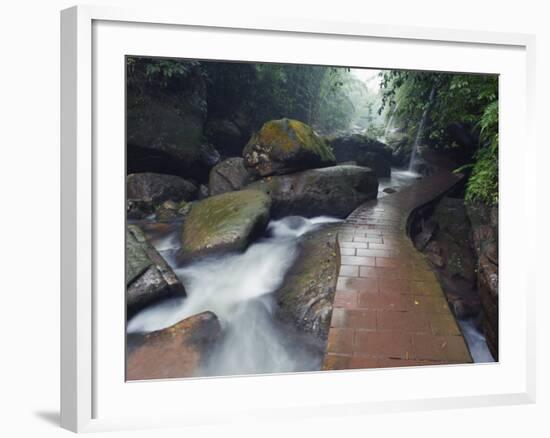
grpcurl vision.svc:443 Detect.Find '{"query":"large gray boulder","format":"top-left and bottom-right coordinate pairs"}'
top-left (127, 311), bottom-right (221, 380)
top-left (126, 225), bottom-right (186, 316)
top-left (243, 118), bottom-right (335, 177)
top-left (246, 165), bottom-right (378, 218)
top-left (126, 172), bottom-right (198, 219)
top-left (276, 224), bottom-right (340, 340)
top-left (327, 134), bottom-right (392, 177)
top-left (179, 189), bottom-right (271, 259)
top-left (126, 59), bottom-right (219, 181)
top-left (208, 157), bottom-right (256, 196)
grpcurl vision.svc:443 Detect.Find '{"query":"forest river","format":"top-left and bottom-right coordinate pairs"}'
top-left (128, 169), bottom-right (492, 377)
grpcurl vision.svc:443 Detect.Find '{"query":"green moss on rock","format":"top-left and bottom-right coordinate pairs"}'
top-left (180, 189), bottom-right (271, 258)
top-left (243, 118), bottom-right (335, 177)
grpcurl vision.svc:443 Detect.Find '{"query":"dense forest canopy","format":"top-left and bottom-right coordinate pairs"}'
top-left (379, 70), bottom-right (498, 205)
top-left (127, 57), bottom-right (498, 205)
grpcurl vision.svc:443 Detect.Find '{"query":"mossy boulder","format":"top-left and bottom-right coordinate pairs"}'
top-left (126, 225), bottom-right (186, 317)
top-left (276, 224), bottom-right (340, 340)
top-left (126, 311), bottom-right (221, 380)
top-left (326, 134), bottom-right (392, 177)
top-left (243, 118), bottom-right (335, 177)
top-left (127, 172), bottom-right (198, 219)
top-left (180, 189), bottom-right (271, 259)
top-left (155, 200), bottom-right (192, 221)
top-left (208, 157), bottom-right (256, 196)
top-left (126, 61), bottom-right (220, 181)
top-left (246, 165), bottom-right (378, 218)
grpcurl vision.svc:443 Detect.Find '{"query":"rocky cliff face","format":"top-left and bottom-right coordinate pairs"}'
top-left (467, 202), bottom-right (499, 360)
top-left (126, 59), bottom-right (219, 182)
top-left (411, 195), bottom-right (498, 361)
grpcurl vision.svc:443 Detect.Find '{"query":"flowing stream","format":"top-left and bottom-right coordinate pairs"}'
top-left (129, 169), bottom-right (492, 374)
top-left (128, 216), bottom-right (341, 376)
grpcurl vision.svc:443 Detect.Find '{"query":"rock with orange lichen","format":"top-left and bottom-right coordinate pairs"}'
top-left (126, 311), bottom-right (221, 381)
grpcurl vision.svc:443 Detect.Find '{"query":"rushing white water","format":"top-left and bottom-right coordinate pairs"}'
top-left (127, 215), bottom-right (341, 376)
top-left (383, 102), bottom-right (399, 142)
top-left (458, 318), bottom-right (495, 363)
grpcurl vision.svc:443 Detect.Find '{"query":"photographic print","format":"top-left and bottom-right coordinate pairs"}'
top-left (125, 57), bottom-right (498, 381)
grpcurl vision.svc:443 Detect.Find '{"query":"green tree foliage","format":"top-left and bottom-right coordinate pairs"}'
top-left (127, 56), bottom-right (381, 136)
top-left (380, 70), bottom-right (499, 205)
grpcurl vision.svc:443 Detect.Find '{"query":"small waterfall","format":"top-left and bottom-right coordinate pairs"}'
top-left (383, 102), bottom-right (399, 141)
top-left (409, 85), bottom-right (436, 172)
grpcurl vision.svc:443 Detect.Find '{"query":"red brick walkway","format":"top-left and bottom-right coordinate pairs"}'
top-left (323, 172), bottom-right (472, 370)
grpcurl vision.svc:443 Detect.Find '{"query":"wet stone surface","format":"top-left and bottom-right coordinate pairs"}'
top-left (323, 172), bottom-right (473, 370)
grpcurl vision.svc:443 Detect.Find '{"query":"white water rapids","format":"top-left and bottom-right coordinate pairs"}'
top-left (127, 215), bottom-right (341, 376)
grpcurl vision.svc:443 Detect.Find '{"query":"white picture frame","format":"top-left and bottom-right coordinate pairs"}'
top-left (60, 4), bottom-right (536, 433)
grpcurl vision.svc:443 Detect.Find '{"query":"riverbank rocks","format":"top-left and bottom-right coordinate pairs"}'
top-left (126, 311), bottom-right (221, 380)
top-left (467, 202), bottom-right (499, 360)
top-left (208, 157), bottom-right (256, 196)
top-left (276, 224), bottom-right (340, 340)
top-left (412, 197), bottom-right (480, 320)
top-left (127, 172), bottom-right (198, 219)
top-left (180, 189), bottom-right (271, 259)
top-left (126, 225), bottom-right (186, 317)
top-left (205, 118), bottom-right (248, 157)
top-left (246, 165), bottom-right (378, 218)
top-left (126, 60), bottom-right (219, 181)
top-left (243, 118), bottom-right (336, 177)
top-left (326, 134), bottom-right (392, 177)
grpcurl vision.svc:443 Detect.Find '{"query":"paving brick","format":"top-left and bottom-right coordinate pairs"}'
top-left (339, 247), bottom-right (356, 256)
top-left (348, 356), bottom-right (381, 369)
top-left (327, 328), bottom-right (355, 355)
top-left (339, 264), bottom-right (359, 277)
top-left (358, 292), bottom-right (410, 311)
top-left (322, 354), bottom-right (351, 370)
top-left (355, 331), bottom-right (413, 359)
top-left (340, 255), bottom-right (376, 266)
top-left (333, 291), bottom-right (358, 309)
top-left (322, 172), bottom-right (472, 371)
top-left (376, 311), bottom-right (431, 333)
top-left (337, 277), bottom-right (378, 294)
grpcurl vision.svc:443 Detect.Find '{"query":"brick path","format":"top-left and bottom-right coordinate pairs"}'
top-left (323, 172), bottom-right (472, 370)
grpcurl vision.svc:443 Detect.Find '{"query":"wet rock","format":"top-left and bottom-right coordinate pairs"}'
top-left (414, 218), bottom-right (438, 251)
top-left (383, 187), bottom-right (397, 194)
top-left (385, 130), bottom-right (410, 167)
top-left (126, 60), bottom-right (218, 181)
top-left (467, 201), bottom-right (499, 359)
top-left (276, 224), bottom-right (340, 340)
top-left (126, 225), bottom-right (185, 317)
top-left (432, 197), bottom-right (476, 284)
top-left (205, 118), bottom-right (248, 157)
top-left (180, 189), bottom-right (271, 259)
top-left (243, 118), bottom-right (335, 177)
top-left (127, 173), bottom-right (198, 219)
top-left (126, 311), bottom-right (221, 380)
top-left (412, 196), bottom-right (481, 322)
top-left (208, 157), bottom-right (256, 196)
top-left (197, 184), bottom-right (210, 200)
top-left (246, 165), bottom-right (378, 219)
top-left (155, 200), bottom-right (191, 221)
top-left (326, 133), bottom-right (392, 177)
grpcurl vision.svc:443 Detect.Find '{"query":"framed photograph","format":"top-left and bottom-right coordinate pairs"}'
top-left (61, 4), bottom-right (536, 433)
